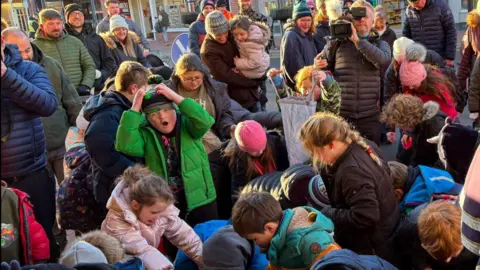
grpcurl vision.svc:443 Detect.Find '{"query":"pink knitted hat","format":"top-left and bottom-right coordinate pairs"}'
top-left (399, 61), bottom-right (427, 87)
top-left (306, 0), bottom-right (315, 8)
top-left (234, 120), bottom-right (267, 155)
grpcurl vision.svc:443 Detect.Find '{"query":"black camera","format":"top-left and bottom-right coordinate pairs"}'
top-left (351, 7), bottom-right (367, 20)
top-left (330, 21), bottom-right (352, 40)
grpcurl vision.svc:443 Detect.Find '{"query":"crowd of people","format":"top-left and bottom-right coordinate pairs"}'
top-left (1, 0), bottom-right (479, 269)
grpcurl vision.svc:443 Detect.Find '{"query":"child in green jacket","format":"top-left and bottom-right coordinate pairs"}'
top-left (115, 83), bottom-right (217, 226)
top-left (232, 192), bottom-right (341, 270)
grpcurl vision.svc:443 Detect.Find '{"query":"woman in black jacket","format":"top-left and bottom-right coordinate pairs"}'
top-left (299, 112), bottom-right (400, 265)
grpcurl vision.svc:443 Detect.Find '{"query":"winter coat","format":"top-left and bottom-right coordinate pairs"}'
top-left (33, 30), bottom-right (95, 88)
top-left (267, 207), bottom-right (337, 269)
top-left (229, 131), bottom-right (290, 194)
top-left (100, 31), bottom-right (151, 69)
top-left (174, 220), bottom-right (269, 270)
top-left (310, 249), bottom-right (397, 270)
top-left (1, 44), bottom-right (57, 179)
top-left (314, 21), bottom-right (330, 54)
top-left (320, 141), bottom-right (400, 263)
top-left (96, 15), bottom-right (150, 49)
top-left (461, 147), bottom-right (480, 256)
top-left (402, 0), bottom-right (457, 60)
top-left (102, 180), bottom-right (203, 269)
top-left (280, 21), bottom-right (317, 89)
top-left (31, 42), bottom-right (82, 152)
top-left (201, 34), bottom-right (260, 109)
top-left (402, 83), bottom-right (457, 120)
top-left (469, 57), bottom-right (480, 113)
top-left (378, 27), bottom-right (397, 54)
top-left (158, 10), bottom-right (170, 27)
top-left (83, 90), bottom-right (143, 214)
top-left (65, 23), bottom-right (117, 90)
top-left (395, 203), bottom-right (479, 270)
top-left (383, 49), bottom-right (445, 106)
top-left (235, 23), bottom-right (271, 79)
top-left (166, 75), bottom-right (235, 139)
top-left (457, 10), bottom-right (479, 92)
top-left (1, 185), bottom-right (50, 265)
top-left (115, 98), bottom-right (216, 211)
top-left (189, 14), bottom-right (207, 57)
top-left (326, 32), bottom-right (391, 119)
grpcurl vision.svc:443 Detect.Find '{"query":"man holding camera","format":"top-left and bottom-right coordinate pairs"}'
top-left (317, 0), bottom-right (391, 145)
top-left (403, 0), bottom-right (456, 67)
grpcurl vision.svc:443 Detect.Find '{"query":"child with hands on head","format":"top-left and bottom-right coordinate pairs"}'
top-left (101, 165), bottom-right (203, 270)
top-left (115, 78), bottom-right (218, 226)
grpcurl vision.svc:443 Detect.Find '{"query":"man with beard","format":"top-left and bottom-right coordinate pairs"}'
top-left (3, 27), bottom-right (82, 184)
top-left (64, 4), bottom-right (117, 93)
top-left (33, 9), bottom-right (95, 96)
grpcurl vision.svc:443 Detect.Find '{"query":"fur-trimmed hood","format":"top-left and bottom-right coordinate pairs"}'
top-left (423, 101), bottom-right (440, 121)
top-left (247, 21), bottom-right (271, 46)
top-left (100, 31), bottom-right (141, 49)
top-left (466, 9), bottom-right (480, 28)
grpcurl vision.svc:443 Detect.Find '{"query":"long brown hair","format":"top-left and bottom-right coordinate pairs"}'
top-left (223, 137), bottom-right (275, 183)
top-left (419, 65), bottom-right (456, 105)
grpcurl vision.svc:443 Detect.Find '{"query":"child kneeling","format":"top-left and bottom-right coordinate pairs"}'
top-left (232, 192), bottom-right (340, 269)
top-left (102, 165), bottom-right (203, 269)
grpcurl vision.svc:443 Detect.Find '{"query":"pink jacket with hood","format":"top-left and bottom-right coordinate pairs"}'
top-left (101, 180), bottom-right (203, 269)
top-left (235, 22), bottom-right (271, 79)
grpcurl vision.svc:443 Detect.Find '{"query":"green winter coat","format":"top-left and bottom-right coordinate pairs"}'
top-left (33, 30), bottom-right (95, 88)
top-left (115, 98), bottom-right (216, 211)
top-left (32, 43), bottom-right (82, 151)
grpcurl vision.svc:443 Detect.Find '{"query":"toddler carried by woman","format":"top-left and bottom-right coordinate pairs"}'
top-left (230, 16), bottom-right (271, 79)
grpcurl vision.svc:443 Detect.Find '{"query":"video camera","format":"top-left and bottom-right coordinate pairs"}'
top-left (330, 7), bottom-right (367, 40)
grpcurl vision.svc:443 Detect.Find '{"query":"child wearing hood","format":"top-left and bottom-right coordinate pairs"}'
top-left (230, 16), bottom-right (271, 79)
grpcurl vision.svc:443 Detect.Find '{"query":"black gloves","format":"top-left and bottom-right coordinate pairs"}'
top-left (76, 85), bottom-right (91, 96)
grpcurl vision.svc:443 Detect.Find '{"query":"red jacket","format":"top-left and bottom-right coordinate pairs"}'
top-left (403, 82), bottom-right (458, 120)
top-left (11, 188), bottom-right (50, 264)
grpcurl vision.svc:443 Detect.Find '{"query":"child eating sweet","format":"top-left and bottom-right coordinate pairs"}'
top-left (102, 165), bottom-right (203, 270)
top-left (230, 16), bottom-right (271, 79)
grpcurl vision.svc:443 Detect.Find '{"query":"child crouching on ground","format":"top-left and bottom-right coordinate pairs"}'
top-left (102, 165), bottom-right (203, 270)
top-left (232, 192), bottom-right (340, 270)
top-left (387, 161), bottom-right (463, 214)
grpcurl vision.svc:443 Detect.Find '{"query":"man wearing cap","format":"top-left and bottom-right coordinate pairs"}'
top-left (201, 11), bottom-right (262, 112)
top-left (215, 0), bottom-right (233, 21)
top-left (189, 0), bottom-right (215, 57)
top-left (3, 27), bottom-right (82, 184)
top-left (96, 0), bottom-right (150, 56)
top-left (403, 0), bottom-right (456, 67)
top-left (64, 3), bottom-right (117, 93)
top-left (33, 8), bottom-right (96, 97)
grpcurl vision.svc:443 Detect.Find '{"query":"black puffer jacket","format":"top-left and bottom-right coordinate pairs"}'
top-left (383, 49), bottom-right (444, 106)
top-left (65, 23), bottom-right (117, 91)
top-left (326, 32), bottom-right (391, 119)
top-left (313, 21), bottom-right (330, 54)
top-left (379, 27), bottom-right (397, 54)
top-left (469, 56), bottom-right (480, 113)
top-left (320, 141), bottom-right (399, 263)
top-left (402, 0), bottom-right (457, 61)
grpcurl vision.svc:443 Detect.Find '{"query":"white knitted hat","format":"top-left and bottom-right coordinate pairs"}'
top-left (393, 37), bottom-right (415, 63)
top-left (110, 15), bottom-right (128, 32)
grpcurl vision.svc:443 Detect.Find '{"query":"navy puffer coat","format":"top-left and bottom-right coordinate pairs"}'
top-left (402, 0), bottom-right (457, 61)
top-left (1, 44), bottom-right (57, 179)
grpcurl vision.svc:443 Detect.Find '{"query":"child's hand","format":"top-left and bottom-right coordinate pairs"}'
top-left (267, 68), bottom-right (283, 78)
top-left (131, 89), bottom-right (146, 112)
top-left (401, 135), bottom-right (413, 150)
top-left (387, 132), bottom-right (396, 143)
top-left (232, 67), bottom-right (242, 75)
top-left (312, 70), bottom-right (327, 83)
top-left (155, 83), bottom-right (184, 105)
top-left (234, 56), bottom-right (239, 63)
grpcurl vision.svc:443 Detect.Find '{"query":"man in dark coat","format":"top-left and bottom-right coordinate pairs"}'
top-left (403, 0), bottom-right (457, 66)
top-left (1, 38), bottom-right (59, 260)
top-left (3, 27), bottom-right (82, 184)
top-left (320, 0), bottom-right (391, 145)
top-left (83, 61), bottom-right (145, 217)
top-left (64, 4), bottom-right (117, 93)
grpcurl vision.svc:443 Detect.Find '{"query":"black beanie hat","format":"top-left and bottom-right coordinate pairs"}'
top-left (142, 91), bottom-right (174, 114)
top-left (215, 0), bottom-right (227, 8)
top-left (64, 3), bottom-right (84, 20)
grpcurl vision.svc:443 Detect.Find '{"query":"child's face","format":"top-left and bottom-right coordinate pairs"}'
top-left (132, 199), bottom-right (170, 225)
top-left (245, 222), bottom-right (278, 250)
top-left (232, 28), bottom-right (249, 42)
top-left (146, 109), bottom-right (177, 134)
top-left (300, 79), bottom-right (321, 101)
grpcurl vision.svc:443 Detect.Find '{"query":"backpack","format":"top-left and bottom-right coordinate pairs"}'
top-left (154, 20), bottom-right (163, 33)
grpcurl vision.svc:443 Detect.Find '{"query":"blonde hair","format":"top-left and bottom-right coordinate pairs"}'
top-left (77, 230), bottom-right (125, 263)
top-left (299, 112), bottom-right (382, 169)
top-left (114, 61), bottom-right (151, 92)
top-left (380, 94), bottom-right (425, 129)
top-left (119, 165), bottom-right (175, 206)
top-left (295, 65), bottom-right (315, 92)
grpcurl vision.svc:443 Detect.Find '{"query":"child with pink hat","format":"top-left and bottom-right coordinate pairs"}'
top-left (223, 120), bottom-right (289, 197)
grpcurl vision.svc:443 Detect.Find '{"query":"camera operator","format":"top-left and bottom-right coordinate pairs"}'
top-left (316, 0), bottom-right (391, 145)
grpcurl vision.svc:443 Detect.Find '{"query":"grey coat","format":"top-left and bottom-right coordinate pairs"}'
top-left (402, 0), bottom-right (457, 61)
top-left (326, 33), bottom-right (391, 119)
top-left (96, 15), bottom-right (149, 49)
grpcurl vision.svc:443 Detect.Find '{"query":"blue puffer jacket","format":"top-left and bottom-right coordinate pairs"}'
top-left (1, 44), bottom-right (57, 179)
top-left (310, 249), bottom-right (398, 270)
top-left (403, 0), bottom-right (457, 61)
top-left (189, 14), bottom-right (207, 57)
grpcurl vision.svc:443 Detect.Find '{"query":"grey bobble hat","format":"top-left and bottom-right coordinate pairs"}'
top-left (205, 10), bottom-right (229, 36)
top-left (405, 43), bottom-right (427, 63)
top-left (60, 241), bottom-right (108, 267)
top-left (110, 15), bottom-right (129, 32)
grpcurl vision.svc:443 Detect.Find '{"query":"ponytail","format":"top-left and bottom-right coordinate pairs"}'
top-left (347, 129), bottom-right (382, 166)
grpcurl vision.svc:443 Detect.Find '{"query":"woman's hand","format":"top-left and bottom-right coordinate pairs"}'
top-left (155, 83), bottom-right (184, 105)
top-left (314, 53), bottom-right (328, 70)
top-left (267, 68), bottom-right (283, 77)
top-left (401, 135), bottom-right (413, 150)
top-left (230, 124), bottom-right (236, 138)
top-left (131, 89), bottom-right (146, 112)
top-left (348, 23), bottom-right (360, 45)
top-left (386, 132), bottom-right (396, 143)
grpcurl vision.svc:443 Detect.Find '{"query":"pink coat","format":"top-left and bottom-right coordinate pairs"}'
top-left (101, 180), bottom-right (203, 269)
top-left (235, 23), bottom-right (271, 79)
